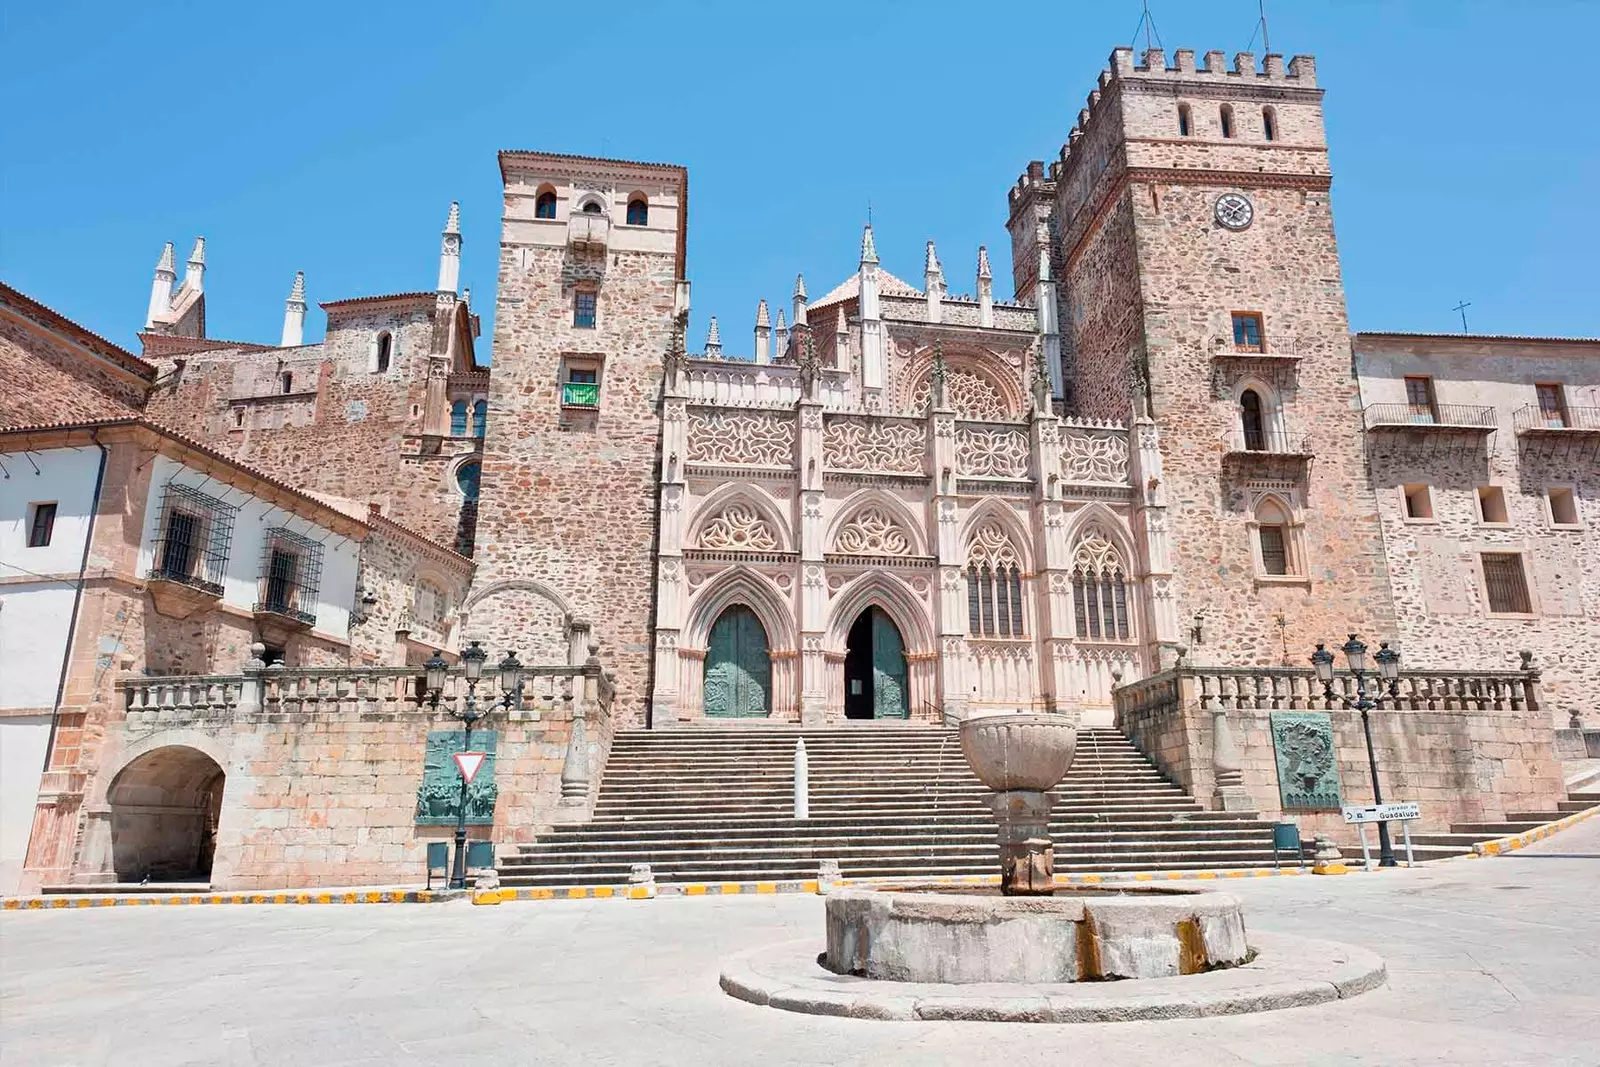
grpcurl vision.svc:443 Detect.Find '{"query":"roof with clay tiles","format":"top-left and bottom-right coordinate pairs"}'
top-left (1, 282), bottom-right (156, 379)
top-left (807, 270), bottom-right (922, 312)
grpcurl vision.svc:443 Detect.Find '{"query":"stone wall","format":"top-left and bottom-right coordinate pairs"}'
top-left (1, 285), bottom-right (152, 425)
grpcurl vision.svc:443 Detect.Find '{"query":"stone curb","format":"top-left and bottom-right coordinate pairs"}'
top-left (1, 888), bottom-right (464, 910)
top-left (719, 931), bottom-right (1386, 1023)
top-left (1467, 803), bottom-right (1600, 857)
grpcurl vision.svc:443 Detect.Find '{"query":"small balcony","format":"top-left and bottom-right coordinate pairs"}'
top-left (1513, 405), bottom-right (1600, 463)
top-left (145, 567), bottom-right (224, 620)
top-left (567, 213), bottom-right (609, 253)
top-left (1221, 430), bottom-right (1313, 475)
top-left (561, 381), bottom-right (600, 409)
top-left (1363, 403), bottom-right (1498, 432)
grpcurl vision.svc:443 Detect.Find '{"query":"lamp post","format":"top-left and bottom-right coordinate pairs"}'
top-left (426, 642), bottom-right (525, 889)
top-left (1311, 634), bottom-right (1402, 868)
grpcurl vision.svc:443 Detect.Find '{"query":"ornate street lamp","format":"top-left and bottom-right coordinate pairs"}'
top-left (1311, 634), bottom-right (1402, 867)
top-left (426, 640), bottom-right (524, 889)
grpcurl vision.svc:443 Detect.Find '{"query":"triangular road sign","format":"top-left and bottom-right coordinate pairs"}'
top-left (453, 751), bottom-right (488, 785)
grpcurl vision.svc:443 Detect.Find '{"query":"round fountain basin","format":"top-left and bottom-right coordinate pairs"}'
top-left (958, 712), bottom-right (1079, 792)
top-left (824, 883), bottom-right (1249, 984)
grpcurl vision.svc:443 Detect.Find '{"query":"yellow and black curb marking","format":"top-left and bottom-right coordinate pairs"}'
top-left (1465, 803), bottom-right (1599, 858)
top-left (2, 888), bottom-right (457, 910)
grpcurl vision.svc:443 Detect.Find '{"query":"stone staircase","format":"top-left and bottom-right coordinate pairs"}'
top-left (496, 725), bottom-right (1282, 888)
top-left (1403, 790), bottom-right (1600, 861)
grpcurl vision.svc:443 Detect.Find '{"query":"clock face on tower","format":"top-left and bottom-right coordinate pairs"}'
top-left (1214, 193), bottom-right (1254, 231)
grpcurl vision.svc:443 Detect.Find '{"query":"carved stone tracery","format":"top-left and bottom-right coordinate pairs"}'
top-left (698, 503), bottom-right (779, 551)
top-left (912, 368), bottom-right (1009, 420)
top-left (822, 418), bottom-right (925, 474)
top-left (686, 410), bottom-right (794, 467)
top-left (833, 506), bottom-right (914, 557)
top-left (956, 426), bottom-right (1030, 479)
top-left (1059, 431), bottom-right (1129, 484)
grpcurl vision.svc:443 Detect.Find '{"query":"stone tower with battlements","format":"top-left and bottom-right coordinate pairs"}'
top-left (1008, 47), bottom-right (1397, 668)
top-left (469, 152), bottom-right (689, 722)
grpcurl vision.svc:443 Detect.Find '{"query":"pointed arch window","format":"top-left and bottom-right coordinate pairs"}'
top-left (472, 399), bottom-right (487, 438)
top-left (535, 190), bottom-right (557, 219)
top-left (1240, 389), bottom-right (1266, 451)
top-left (965, 521), bottom-right (1025, 638)
top-left (580, 200), bottom-right (603, 215)
top-left (1252, 496), bottom-right (1302, 578)
top-left (1071, 531), bottom-right (1131, 641)
top-left (450, 400), bottom-right (468, 436)
top-left (626, 196), bottom-right (648, 225)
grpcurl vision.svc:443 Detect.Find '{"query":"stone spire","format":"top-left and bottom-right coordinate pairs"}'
top-left (860, 223), bottom-right (879, 265)
top-left (859, 225), bottom-right (883, 390)
top-left (705, 315), bottom-right (722, 359)
top-left (754, 299), bottom-right (772, 364)
top-left (924, 240), bottom-right (946, 323)
top-left (183, 237), bottom-right (206, 293)
top-left (1035, 231), bottom-right (1062, 399)
top-left (775, 308), bottom-right (789, 361)
top-left (280, 271), bottom-right (307, 347)
top-left (977, 246), bottom-right (994, 328)
top-left (437, 201), bottom-right (462, 295)
top-left (146, 242), bottom-right (177, 328)
top-left (792, 273), bottom-right (807, 327)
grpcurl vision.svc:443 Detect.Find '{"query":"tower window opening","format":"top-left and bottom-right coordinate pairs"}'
top-left (281, 372), bottom-right (293, 394)
top-left (375, 332), bottom-right (391, 373)
top-left (1258, 524), bottom-right (1288, 575)
top-left (450, 400), bottom-right (468, 436)
top-left (1262, 106), bottom-right (1277, 141)
top-left (472, 399), bottom-right (487, 439)
top-left (1177, 103), bottom-right (1192, 137)
top-left (574, 289), bottom-right (597, 329)
top-left (1240, 389), bottom-right (1266, 451)
top-left (1231, 311), bottom-right (1264, 352)
top-left (535, 191), bottom-right (557, 219)
top-left (626, 197), bottom-right (648, 226)
top-left (1220, 104), bottom-right (1235, 139)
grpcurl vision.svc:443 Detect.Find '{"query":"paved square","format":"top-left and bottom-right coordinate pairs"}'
top-left (4, 821), bottom-right (1598, 1066)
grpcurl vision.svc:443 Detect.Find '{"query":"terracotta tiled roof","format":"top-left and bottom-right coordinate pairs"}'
top-left (807, 270), bottom-right (922, 311)
top-left (498, 150), bottom-right (687, 177)
top-left (138, 333), bottom-right (277, 358)
top-left (0, 282), bottom-right (156, 379)
top-left (1354, 331), bottom-right (1600, 346)
top-left (319, 292), bottom-right (437, 311)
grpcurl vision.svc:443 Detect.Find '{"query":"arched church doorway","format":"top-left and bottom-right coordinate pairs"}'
top-left (844, 607), bottom-right (909, 720)
top-left (108, 746), bottom-right (225, 883)
top-left (704, 605), bottom-right (771, 718)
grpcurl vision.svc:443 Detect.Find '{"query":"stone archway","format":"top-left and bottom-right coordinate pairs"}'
top-left (107, 746), bottom-right (225, 883)
top-left (703, 605), bottom-right (772, 718)
top-left (843, 607), bottom-right (909, 720)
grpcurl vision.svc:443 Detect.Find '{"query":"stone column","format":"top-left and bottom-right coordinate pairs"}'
top-left (797, 397), bottom-right (827, 724)
top-left (1030, 398), bottom-right (1072, 713)
top-left (651, 392), bottom-right (689, 725)
top-left (929, 378), bottom-right (965, 720)
top-left (1129, 414), bottom-right (1180, 670)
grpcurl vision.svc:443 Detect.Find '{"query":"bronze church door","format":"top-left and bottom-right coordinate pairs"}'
top-left (704, 606), bottom-right (771, 718)
top-left (844, 607), bottom-right (909, 720)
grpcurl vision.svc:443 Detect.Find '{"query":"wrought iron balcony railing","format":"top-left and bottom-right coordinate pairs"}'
top-left (146, 567), bottom-right (224, 597)
top-left (561, 381), bottom-right (600, 408)
top-left (1222, 430), bottom-right (1313, 456)
top-left (1363, 403), bottom-right (1497, 430)
top-left (1512, 405), bottom-right (1600, 433)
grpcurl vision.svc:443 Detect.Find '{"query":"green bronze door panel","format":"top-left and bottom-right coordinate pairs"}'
top-left (871, 609), bottom-right (909, 719)
top-left (704, 606), bottom-right (771, 718)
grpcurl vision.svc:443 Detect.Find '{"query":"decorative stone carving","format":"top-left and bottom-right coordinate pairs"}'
top-left (1073, 528), bottom-right (1125, 576)
top-left (955, 426), bottom-right (1030, 478)
top-left (822, 418), bottom-right (925, 473)
top-left (1269, 711), bottom-right (1342, 810)
top-left (912, 368), bottom-right (1009, 420)
top-left (686, 410), bottom-right (795, 467)
top-left (833, 506), bottom-right (914, 556)
top-left (967, 520), bottom-right (1022, 568)
top-left (1059, 431), bottom-right (1129, 484)
top-left (698, 503), bottom-right (779, 551)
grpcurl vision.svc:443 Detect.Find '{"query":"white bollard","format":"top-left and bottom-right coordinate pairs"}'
top-left (794, 738), bottom-right (810, 820)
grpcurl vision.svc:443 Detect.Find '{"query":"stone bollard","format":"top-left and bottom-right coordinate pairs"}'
top-left (793, 739), bottom-right (810, 820)
top-left (1311, 834), bottom-right (1348, 876)
top-left (628, 862), bottom-right (657, 899)
top-left (817, 858), bottom-right (842, 894)
top-left (470, 867), bottom-right (504, 905)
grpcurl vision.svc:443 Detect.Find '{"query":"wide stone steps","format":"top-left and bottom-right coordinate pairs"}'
top-left (496, 725), bottom-right (1288, 887)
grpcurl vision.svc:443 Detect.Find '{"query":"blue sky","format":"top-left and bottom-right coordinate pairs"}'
top-left (2, 1), bottom-right (1596, 356)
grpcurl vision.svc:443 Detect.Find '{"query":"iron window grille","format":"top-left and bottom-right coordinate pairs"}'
top-left (254, 527), bottom-right (324, 626)
top-left (148, 483), bottom-right (237, 595)
top-left (1258, 525), bottom-right (1290, 576)
top-left (1481, 553), bottom-right (1532, 614)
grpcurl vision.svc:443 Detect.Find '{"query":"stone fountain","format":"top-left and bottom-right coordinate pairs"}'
top-left (721, 709), bottom-right (1387, 1021)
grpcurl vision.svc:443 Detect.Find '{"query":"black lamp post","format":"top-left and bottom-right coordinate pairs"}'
top-left (1311, 634), bottom-right (1403, 868)
top-left (426, 642), bottom-right (525, 889)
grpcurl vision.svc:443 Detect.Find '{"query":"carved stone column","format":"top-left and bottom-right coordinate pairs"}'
top-left (1129, 414), bottom-right (1180, 670)
top-left (930, 390), bottom-right (964, 720)
top-left (651, 394), bottom-right (688, 726)
top-left (797, 398), bottom-right (826, 723)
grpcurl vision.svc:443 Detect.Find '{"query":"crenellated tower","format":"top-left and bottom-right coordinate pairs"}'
top-left (1009, 46), bottom-right (1396, 669)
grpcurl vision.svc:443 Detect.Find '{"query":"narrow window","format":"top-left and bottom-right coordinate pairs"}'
top-left (281, 372), bottom-right (293, 394)
top-left (580, 201), bottom-right (603, 215)
top-left (27, 502), bottom-right (57, 547)
top-left (1403, 484), bottom-right (1434, 520)
top-left (1220, 104), bottom-right (1235, 139)
top-left (1549, 487), bottom-right (1579, 526)
top-left (1111, 576), bottom-right (1129, 639)
top-left (375, 333), bottom-right (391, 373)
top-left (159, 510), bottom-right (200, 579)
top-left (1404, 376), bottom-right (1437, 423)
top-left (994, 568), bottom-right (1011, 637)
top-left (1240, 389), bottom-right (1266, 451)
top-left (1262, 106), bottom-right (1277, 141)
top-left (1231, 311), bottom-right (1264, 352)
top-left (450, 401), bottom-right (468, 436)
top-left (1536, 383), bottom-right (1567, 427)
top-left (967, 565), bottom-right (982, 634)
top-left (1100, 573), bottom-right (1117, 636)
top-left (1073, 571), bottom-right (1088, 638)
top-left (561, 360), bottom-right (601, 408)
top-left (472, 399), bottom-right (487, 438)
top-left (535, 191), bottom-right (557, 219)
top-left (1007, 566), bottom-right (1024, 638)
top-left (1177, 103), bottom-right (1192, 137)
top-left (1084, 574), bottom-right (1102, 639)
top-left (1477, 486), bottom-right (1509, 524)
top-left (234, 409), bottom-right (245, 428)
top-left (980, 564), bottom-right (995, 636)
top-left (626, 197), bottom-right (648, 226)
top-left (1258, 525), bottom-right (1289, 575)
top-left (265, 547), bottom-right (298, 614)
top-left (1481, 553), bottom-right (1531, 614)
top-left (574, 290), bottom-right (597, 328)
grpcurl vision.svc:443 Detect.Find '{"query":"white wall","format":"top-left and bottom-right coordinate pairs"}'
top-left (0, 444), bottom-right (102, 711)
top-left (135, 455), bottom-right (361, 642)
top-left (0, 716), bottom-right (50, 894)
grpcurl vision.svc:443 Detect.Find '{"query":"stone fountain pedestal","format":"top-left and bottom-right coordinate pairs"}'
top-left (959, 711), bottom-right (1079, 896)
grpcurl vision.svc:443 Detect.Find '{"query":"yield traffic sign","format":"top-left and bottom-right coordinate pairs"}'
top-left (453, 751), bottom-right (487, 785)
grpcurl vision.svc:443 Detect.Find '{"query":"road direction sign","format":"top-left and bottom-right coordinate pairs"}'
top-left (1341, 801), bottom-right (1420, 824)
top-left (453, 751), bottom-right (487, 785)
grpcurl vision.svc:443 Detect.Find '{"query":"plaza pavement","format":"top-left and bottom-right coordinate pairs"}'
top-left (3, 819), bottom-right (1598, 1066)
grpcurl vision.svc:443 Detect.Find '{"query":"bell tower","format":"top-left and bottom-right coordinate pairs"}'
top-left (1011, 47), bottom-right (1396, 668)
